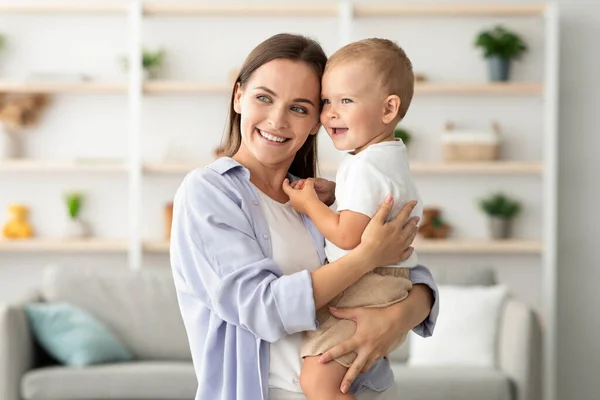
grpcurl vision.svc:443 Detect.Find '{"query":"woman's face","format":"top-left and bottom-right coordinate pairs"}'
top-left (233, 59), bottom-right (321, 168)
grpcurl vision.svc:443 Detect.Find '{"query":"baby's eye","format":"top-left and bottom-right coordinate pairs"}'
top-left (341, 98), bottom-right (353, 104)
top-left (322, 99), bottom-right (330, 105)
top-left (291, 106), bottom-right (307, 114)
top-left (257, 95), bottom-right (272, 103)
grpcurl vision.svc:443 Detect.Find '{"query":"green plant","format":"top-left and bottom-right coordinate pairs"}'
top-left (120, 48), bottom-right (166, 71)
top-left (394, 127), bottom-right (412, 146)
top-left (64, 192), bottom-right (84, 219)
top-left (475, 25), bottom-right (528, 60)
top-left (478, 193), bottom-right (521, 219)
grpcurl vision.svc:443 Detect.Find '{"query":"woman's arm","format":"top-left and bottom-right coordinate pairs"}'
top-left (172, 170), bottom-right (419, 342)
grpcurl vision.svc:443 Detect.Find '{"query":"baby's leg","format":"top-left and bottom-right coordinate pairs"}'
top-left (300, 356), bottom-right (356, 400)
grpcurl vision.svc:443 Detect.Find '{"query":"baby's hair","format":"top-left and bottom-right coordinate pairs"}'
top-left (327, 38), bottom-right (414, 123)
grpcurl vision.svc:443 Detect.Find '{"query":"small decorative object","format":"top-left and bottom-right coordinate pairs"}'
top-left (164, 202), bottom-right (174, 241)
top-left (0, 93), bottom-right (50, 159)
top-left (474, 25), bottom-right (528, 82)
top-left (478, 192), bottom-right (521, 239)
top-left (120, 47), bottom-right (166, 80)
top-left (419, 207), bottom-right (451, 239)
top-left (394, 126), bottom-right (412, 146)
top-left (2, 204), bottom-right (34, 239)
top-left (63, 192), bottom-right (90, 238)
top-left (414, 73), bottom-right (428, 82)
top-left (442, 121), bottom-right (500, 163)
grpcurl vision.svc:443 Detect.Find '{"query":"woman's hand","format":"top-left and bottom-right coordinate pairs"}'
top-left (357, 197), bottom-right (420, 270)
top-left (319, 285), bottom-right (434, 394)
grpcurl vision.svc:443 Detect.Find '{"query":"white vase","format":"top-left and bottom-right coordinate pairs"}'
top-left (64, 217), bottom-right (89, 238)
top-left (0, 123), bottom-right (22, 159)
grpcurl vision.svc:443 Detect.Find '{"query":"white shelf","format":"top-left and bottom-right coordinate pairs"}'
top-left (416, 82), bottom-right (544, 95)
top-left (0, 4), bottom-right (127, 14)
top-left (142, 4), bottom-right (338, 17)
top-left (0, 82), bottom-right (126, 94)
top-left (143, 81), bottom-right (231, 95)
top-left (145, 161), bottom-right (543, 175)
top-left (140, 81), bottom-right (543, 95)
top-left (0, 238), bottom-right (128, 253)
top-left (408, 161), bottom-right (543, 174)
top-left (354, 3), bottom-right (547, 17)
top-left (143, 239), bottom-right (542, 255)
top-left (415, 239), bottom-right (543, 254)
top-left (0, 160), bottom-right (127, 173)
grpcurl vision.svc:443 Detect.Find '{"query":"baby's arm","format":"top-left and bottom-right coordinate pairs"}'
top-left (283, 178), bottom-right (369, 250)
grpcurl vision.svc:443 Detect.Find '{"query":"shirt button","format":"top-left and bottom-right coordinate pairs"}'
top-left (252, 200), bottom-right (259, 206)
top-left (292, 378), bottom-right (299, 385)
top-left (263, 234), bottom-right (269, 240)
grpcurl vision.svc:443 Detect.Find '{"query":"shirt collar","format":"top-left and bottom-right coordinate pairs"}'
top-left (207, 156), bottom-right (300, 182)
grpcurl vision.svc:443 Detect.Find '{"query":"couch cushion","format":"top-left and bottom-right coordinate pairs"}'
top-left (390, 365), bottom-right (512, 400)
top-left (387, 266), bottom-right (497, 364)
top-left (24, 302), bottom-right (133, 366)
top-left (41, 266), bottom-right (190, 361)
top-left (22, 362), bottom-right (196, 400)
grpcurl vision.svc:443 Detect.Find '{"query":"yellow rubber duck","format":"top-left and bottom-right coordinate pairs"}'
top-left (2, 204), bottom-right (34, 239)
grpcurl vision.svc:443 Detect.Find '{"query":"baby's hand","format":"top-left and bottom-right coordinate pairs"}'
top-left (282, 178), bottom-right (319, 214)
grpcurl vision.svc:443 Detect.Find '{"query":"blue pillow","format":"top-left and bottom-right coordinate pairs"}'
top-left (25, 302), bottom-right (134, 366)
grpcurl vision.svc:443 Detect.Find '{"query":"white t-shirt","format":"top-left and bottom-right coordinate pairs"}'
top-left (326, 140), bottom-right (423, 268)
top-left (252, 187), bottom-right (322, 394)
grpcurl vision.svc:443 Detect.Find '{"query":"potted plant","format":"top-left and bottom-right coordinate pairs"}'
top-left (0, 34), bottom-right (6, 53)
top-left (63, 192), bottom-right (89, 238)
top-left (394, 126), bottom-right (412, 146)
top-left (120, 47), bottom-right (166, 80)
top-left (478, 192), bottom-right (521, 239)
top-left (474, 25), bottom-right (528, 82)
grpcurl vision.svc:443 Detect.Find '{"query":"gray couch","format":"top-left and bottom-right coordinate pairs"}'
top-left (0, 265), bottom-right (542, 400)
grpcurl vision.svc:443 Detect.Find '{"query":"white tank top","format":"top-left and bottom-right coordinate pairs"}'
top-left (252, 187), bottom-right (322, 393)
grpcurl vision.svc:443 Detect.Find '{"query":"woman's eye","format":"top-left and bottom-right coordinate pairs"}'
top-left (341, 98), bottom-right (352, 104)
top-left (257, 95), bottom-right (271, 103)
top-left (291, 106), bottom-right (307, 114)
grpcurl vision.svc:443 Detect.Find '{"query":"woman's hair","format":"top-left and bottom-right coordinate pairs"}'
top-left (222, 33), bottom-right (327, 179)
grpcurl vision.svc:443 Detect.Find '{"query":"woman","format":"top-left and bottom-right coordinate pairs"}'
top-left (170, 33), bottom-right (439, 400)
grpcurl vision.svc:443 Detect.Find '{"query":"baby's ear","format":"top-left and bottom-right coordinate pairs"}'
top-left (382, 95), bottom-right (401, 124)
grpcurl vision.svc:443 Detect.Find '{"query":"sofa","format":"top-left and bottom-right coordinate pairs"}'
top-left (0, 265), bottom-right (542, 400)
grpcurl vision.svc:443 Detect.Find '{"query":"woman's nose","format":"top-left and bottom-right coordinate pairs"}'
top-left (268, 107), bottom-right (288, 130)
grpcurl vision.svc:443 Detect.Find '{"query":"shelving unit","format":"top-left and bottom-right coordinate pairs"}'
top-left (0, 238), bottom-right (128, 253)
top-left (0, 3), bottom-right (558, 399)
top-left (0, 160), bottom-right (127, 173)
top-left (0, 82), bottom-right (127, 94)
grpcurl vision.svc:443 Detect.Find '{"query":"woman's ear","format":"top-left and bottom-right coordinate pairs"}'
top-left (382, 95), bottom-right (401, 124)
top-left (233, 82), bottom-right (243, 114)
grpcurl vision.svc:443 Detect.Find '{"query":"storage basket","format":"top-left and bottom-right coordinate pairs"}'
top-left (442, 121), bottom-right (500, 162)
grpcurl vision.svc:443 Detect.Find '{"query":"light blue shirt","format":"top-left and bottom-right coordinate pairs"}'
top-left (170, 157), bottom-right (440, 400)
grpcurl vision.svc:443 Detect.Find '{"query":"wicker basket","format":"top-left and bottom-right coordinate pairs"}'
top-left (442, 121), bottom-right (500, 163)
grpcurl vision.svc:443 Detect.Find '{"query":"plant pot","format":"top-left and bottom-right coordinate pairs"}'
top-left (64, 217), bottom-right (90, 239)
top-left (488, 216), bottom-right (512, 239)
top-left (0, 123), bottom-right (23, 159)
top-left (143, 68), bottom-right (161, 81)
top-left (487, 56), bottom-right (511, 82)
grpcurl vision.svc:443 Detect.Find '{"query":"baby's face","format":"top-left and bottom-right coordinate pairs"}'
top-left (320, 60), bottom-right (388, 153)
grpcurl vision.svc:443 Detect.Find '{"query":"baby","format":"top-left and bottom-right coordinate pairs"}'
top-left (283, 38), bottom-right (423, 399)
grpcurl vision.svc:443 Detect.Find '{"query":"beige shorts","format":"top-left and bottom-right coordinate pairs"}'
top-left (301, 267), bottom-right (413, 367)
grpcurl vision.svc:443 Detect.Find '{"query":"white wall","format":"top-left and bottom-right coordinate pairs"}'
top-left (556, 1), bottom-right (600, 399)
top-left (0, 0), bottom-right (599, 398)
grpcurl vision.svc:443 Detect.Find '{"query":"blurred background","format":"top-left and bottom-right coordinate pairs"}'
top-left (0, 1), bottom-right (597, 400)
